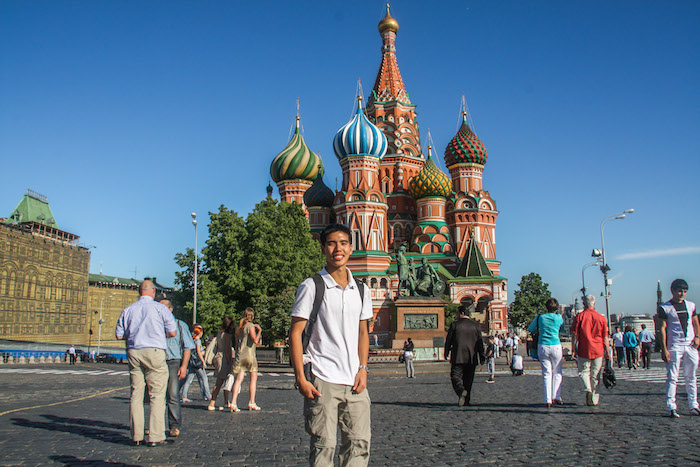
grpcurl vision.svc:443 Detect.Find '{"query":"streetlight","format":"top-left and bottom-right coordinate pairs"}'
top-left (594, 208), bottom-right (634, 330)
top-left (192, 212), bottom-right (198, 325)
top-left (581, 261), bottom-right (601, 299)
top-left (97, 293), bottom-right (116, 356)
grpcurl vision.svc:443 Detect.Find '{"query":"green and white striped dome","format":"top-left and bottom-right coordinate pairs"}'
top-left (270, 117), bottom-right (324, 183)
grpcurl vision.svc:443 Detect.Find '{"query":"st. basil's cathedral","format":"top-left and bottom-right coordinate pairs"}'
top-left (269, 7), bottom-right (508, 344)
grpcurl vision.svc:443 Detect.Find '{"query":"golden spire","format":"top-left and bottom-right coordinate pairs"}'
top-left (378, 3), bottom-right (399, 34)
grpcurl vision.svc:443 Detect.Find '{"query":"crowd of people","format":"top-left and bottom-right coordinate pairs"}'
top-left (113, 225), bottom-right (694, 464)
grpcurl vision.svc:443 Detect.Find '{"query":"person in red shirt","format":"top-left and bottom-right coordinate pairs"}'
top-left (571, 295), bottom-right (611, 406)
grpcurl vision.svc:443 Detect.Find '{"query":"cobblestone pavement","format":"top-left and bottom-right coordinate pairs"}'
top-left (0, 360), bottom-right (698, 466)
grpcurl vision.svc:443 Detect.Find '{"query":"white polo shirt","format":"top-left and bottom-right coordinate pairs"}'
top-left (292, 267), bottom-right (373, 386)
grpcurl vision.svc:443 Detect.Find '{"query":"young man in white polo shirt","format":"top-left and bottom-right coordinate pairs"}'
top-left (290, 224), bottom-right (373, 466)
top-left (659, 278), bottom-right (700, 418)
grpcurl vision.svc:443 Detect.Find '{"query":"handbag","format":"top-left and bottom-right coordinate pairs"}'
top-left (189, 347), bottom-right (203, 369)
top-left (602, 360), bottom-right (617, 389)
top-left (529, 315), bottom-right (540, 359)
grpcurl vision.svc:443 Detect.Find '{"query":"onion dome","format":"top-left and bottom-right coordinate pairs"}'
top-left (408, 146), bottom-right (452, 199)
top-left (378, 4), bottom-right (399, 34)
top-left (303, 167), bottom-right (334, 208)
top-left (333, 97), bottom-right (388, 160)
top-left (270, 117), bottom-right (323, 183)
top-left (444, 112), bottom-right (488, 167)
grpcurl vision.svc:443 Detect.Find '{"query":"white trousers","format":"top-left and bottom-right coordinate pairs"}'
top-left (538, 344), bottom-right (563, 403)
top-left (665, 345), bottom-right (699, 411)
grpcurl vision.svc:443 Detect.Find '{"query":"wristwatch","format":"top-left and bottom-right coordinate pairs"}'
top-left (359, 365), bottom-right (370, 373)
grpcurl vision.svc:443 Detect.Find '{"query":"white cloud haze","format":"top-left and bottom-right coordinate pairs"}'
top-left (617, 247), bottom-right (700, 261)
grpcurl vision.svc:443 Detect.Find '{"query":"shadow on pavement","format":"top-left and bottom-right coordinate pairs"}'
top-left (50, 455), bottom-right (139, 466)
top-left (372, 401), bottom-right (454, 408)
top-left (11, 416), bottom-right (131, 445)
top-left (42, 414), bottom-right (128, 430)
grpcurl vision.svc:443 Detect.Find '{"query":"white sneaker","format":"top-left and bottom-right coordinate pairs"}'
top-left (668, 409), bottom-right (680, 418)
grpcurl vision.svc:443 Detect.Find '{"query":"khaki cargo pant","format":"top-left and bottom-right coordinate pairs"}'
top-left (304, 372), bottom-right (371, 467)
top-left (127, 348), bottom-right (168, 443)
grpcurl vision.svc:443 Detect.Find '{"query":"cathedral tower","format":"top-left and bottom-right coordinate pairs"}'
top-left (444, 111), bottom-right (500, 274)
top-left (269, 116), bottom-right (323, 207)
top-left (333, 96), bottom-right (391, 272)
top-left (365, 5), bottom-right (424, 249)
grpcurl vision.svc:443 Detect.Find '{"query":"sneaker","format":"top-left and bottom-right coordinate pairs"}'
top-left (486, 379), bottom-right (495, 384)
top-left (458, 390), bottom-right (468, 407)
top-left (585, 392), bottom-right (594, 406)
top-left (690, 408), bottom-right (700, 416)
top-left (668, 409), bottom-right (680, 418)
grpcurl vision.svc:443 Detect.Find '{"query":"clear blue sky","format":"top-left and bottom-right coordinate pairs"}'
top-left (1, 1), bottom-right (698, 317)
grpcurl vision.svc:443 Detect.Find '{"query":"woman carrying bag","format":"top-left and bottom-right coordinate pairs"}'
top-left (527, 298), bottom-right (565, 408)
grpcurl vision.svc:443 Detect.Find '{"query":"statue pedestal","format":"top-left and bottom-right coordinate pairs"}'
top-left (389, 296), bottom-right (446, 349)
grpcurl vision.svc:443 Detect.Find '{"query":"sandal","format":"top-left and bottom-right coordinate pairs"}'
top-left (181, 398), bottom-right (192, 403)
top-left (248, 403), bottom-right (261, 411)
top-left (230, 405), bottom-right (240, 413)
top-left (207, 404), bottom-right (216, 411)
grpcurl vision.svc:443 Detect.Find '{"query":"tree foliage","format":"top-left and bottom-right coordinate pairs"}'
top-left (173, 199), bottom-right (324, 341)
top-left (252, 286), bottom-right (298, 345)
top-left (509, 272), bottom-right (551, 329)
top-left (243, 198), bottom-right (325, 303)
top-left (442, 295), bottom-right (459, 332)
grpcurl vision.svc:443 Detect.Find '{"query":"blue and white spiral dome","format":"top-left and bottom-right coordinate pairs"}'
top-left (333, 98), bottom-right (388, 160)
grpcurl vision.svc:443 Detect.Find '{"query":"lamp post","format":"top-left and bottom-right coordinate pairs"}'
top-left (581, 261), bottom-right (601, 299)
top-left (192, 212), bottom-right (198, 325)
top-left (594, 209), bottom-right (634, 330)
top-left (97, 293), bottom-right (116, 355)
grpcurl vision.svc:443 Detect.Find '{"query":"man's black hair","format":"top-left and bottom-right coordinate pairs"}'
top-left (458, 304), bottom-right (468, 316)
top-left (671, 278), bottom-right (689, 290)
top-left (320, 224), bottom-right (352, 245)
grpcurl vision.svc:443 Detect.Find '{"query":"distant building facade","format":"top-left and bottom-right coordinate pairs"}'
top-left (1, 190), bottom-right (172, 351)
top-left (0, 190), bottom-right (91, 345)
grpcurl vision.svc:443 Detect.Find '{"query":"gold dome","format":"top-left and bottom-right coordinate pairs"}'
top-left (378, 4), bottom-right (399, 34)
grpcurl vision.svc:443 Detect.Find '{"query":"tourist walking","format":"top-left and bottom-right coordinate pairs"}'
top-left (403, 338), bottom-right (415, 378)
top-left (623, 326), bottom-right (638, 369)
top-left (290, 224), bottom-right (372, 466)
top-left (230, 308), bottom-right (263, 412)
top-left (160, 300), bottom-right (195, 438)
top-left (445, 304), bottom-right (485, 406)
top-left (485, 336), bottom-right (495, 383)
top-left (207, 317), bottom-right (235, 411)
top-left (115, 280), bottom-right (177, 446)
top-left (612, 327), bottom-right (625, 368)
top-left (659, 279), bottom-right (700, 418)
top-left (638, 324), bottom-right (655, 369)
top-left (527, 298), bottom-right (564, 408)
top-left (180, 324), bottom-right (212, 402)
top-left (570, 295), bottom-right (611, 406)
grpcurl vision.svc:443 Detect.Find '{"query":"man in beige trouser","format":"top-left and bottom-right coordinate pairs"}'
top-left (116, 280), bottom-right (177, 446)
top-left (577, 357), bottom-right (603, 406)
top-left (127, 348), bottom-right (169, 443)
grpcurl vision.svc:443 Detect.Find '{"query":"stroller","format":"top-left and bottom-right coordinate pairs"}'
top-left (510, 354), bottom-right (524, 376)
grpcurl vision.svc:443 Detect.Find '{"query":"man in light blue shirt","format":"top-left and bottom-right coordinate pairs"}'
top-left (160, 299), bottom-right (195, 438)
top-left (116, 280), bottom-right (177, 446)
top-left (638, 324), bottom-right (655, 369)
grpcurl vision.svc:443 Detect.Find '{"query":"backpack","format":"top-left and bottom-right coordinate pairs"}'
top-left (203, 335), bottom-right (218, 367)
top-left (296, 273), bottom-right (366, 357)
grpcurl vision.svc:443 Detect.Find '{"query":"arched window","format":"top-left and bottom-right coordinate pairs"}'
top-left (380, 278), bottom-right (388, 289)
top-left (370, 278), bottom-right (377, 288)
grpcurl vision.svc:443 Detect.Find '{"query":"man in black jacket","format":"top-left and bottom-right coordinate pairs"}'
top-left (445, 304), bottom-right (485, 406)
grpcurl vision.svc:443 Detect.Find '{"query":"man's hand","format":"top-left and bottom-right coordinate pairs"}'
top-left (296, 378), bottom-right (322, 399)
top-left (177, 365), bottom-right (187, 379)
top-left (662, 349), bottom-right (670, 363)
top-left (352, 368), bottom-right (367, 394)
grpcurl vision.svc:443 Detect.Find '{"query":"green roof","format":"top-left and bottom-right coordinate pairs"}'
top-left (5, 190), bottom-right (58, 228)
top-left (455, 237), bottom-right (494, 279)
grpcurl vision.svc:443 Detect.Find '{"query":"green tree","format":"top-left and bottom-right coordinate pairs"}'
top-left (203, 205), bottom-right (247, 307)
top-left (509, 272), bottom-right (551, 329)
top-left (243, 198), bottom-right (325, 304)
top-left (252, 286), bottom-right (298, 344)
top-left (443, 295), bottom-right (459, 332)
